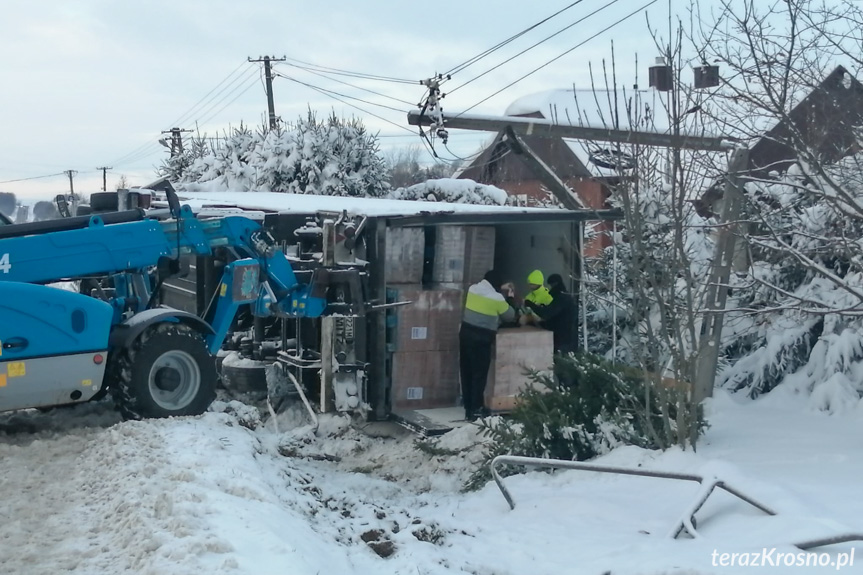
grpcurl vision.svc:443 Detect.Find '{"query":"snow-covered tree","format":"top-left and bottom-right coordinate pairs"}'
top-left (682, 0), bottom-right (863, 412)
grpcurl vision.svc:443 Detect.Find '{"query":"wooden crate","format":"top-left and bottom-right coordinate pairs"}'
top-left (485, 327), bottom-right (554, 412)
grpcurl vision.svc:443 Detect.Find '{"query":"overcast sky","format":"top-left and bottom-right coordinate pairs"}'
top-left (0, 0), bottom-right (721, 199)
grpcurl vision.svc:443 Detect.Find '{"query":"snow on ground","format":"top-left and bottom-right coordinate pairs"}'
top-left (1, 390), bottom-right (862, 574)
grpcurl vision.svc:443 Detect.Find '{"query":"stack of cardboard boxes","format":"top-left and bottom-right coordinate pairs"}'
top-left (388, 225), bottom-right (496, 410)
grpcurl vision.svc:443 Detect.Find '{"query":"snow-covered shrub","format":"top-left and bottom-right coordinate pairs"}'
top-left (164, 112), bottom-right (390, 198)
top-left (464, 353), bottom-right (706, 491)
top-left (387, 178), bottom-right (508, 205)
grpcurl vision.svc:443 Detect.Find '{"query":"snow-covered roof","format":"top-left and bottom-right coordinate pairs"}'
top-left (174, 189), bottom-right (572, 219)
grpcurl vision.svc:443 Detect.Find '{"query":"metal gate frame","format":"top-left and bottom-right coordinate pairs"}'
top-left (490, 455), bottom-right (776, 539)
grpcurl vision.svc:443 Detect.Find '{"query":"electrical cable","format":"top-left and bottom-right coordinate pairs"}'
top-left (273, 73), bottom-right (410, 114)
top-left (444, 0), bottom-right (585, 77)
top-left (447, 0), bottom-right (621, 96)
top-left (112, 145), bottom-right (164, 169)
top-left (0, 172), bottom-right (67, 184)
top-left (108, 62), bottom-right (254, 167)
top-left (277, 74), bottom-right (415, 135)
top-left (275, 62), bottom-right (416, 107)
top-left (115, 69), bottom-right (260, 168)
top-left (198, 75), bottom-right (261, 128)
top-left (168, 61), bottom-right (252, 128)
top-left (456, 0), bottom-right (660, 117)
top-left (188, 67), bottom-right (260, 130)
top-left (283, 56), bottom-right (417, 84)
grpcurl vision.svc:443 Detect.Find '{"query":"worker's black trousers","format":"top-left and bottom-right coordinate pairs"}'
top-left (459, 324), bottom-right (494, 418)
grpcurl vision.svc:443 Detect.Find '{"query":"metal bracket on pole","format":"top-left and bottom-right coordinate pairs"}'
top-left (490, 455), bottom-right (775, 539)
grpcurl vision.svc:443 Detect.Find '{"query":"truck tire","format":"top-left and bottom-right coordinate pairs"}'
top-left (111, 323), bottom-right (216, 419)
top-left (90, 192), bottom-right (118, 212)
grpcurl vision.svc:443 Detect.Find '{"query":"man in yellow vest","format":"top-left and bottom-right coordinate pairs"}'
top-left (460, 270), bottom-right (516, 421)
top-left (524, 269), bottom-right (553, 313)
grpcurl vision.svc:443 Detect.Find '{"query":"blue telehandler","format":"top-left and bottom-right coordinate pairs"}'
top-left (0, 192), bottom-right (358, 419)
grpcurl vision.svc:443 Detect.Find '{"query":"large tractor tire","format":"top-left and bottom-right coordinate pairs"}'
top-left (111, 323), bottom-right (217, 419)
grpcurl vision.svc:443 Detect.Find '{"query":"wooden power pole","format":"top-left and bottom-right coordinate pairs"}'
top-left (64, 169), bottom-right (77, 195)
top-left (96, 166), bottom-right (112, 191)
top-left (248, 55), bottom-right (286, 130)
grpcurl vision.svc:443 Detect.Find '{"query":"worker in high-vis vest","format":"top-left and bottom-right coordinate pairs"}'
top-left (459, 269), bottom-right (515, 421)
top-left (524, 269), bottom-right (553, 312)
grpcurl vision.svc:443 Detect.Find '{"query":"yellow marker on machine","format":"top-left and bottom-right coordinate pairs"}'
top-left (220, 283), bottom-right (227, 296)
top-left (7, 362), bottom-right (25, 377)
top-left (82, 379), bottom-right (92, 386)
top-left (0, 374), bottom-right (6, 387)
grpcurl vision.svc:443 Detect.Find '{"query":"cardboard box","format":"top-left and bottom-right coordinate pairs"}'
top-left (391, 350), bottom-right (460, 409)
top-left (431, 226), bottom-right (466, 284)
top-left (464, 226), bottom-right (496, 285)
top-left (386, 227), bottom-right (425, 284)
top-left (431, 226), bottom-right (496, 285)
top-left (485, 327), bottom-right (554, 412)
top-left (388, 285), bottom-right (463, 352)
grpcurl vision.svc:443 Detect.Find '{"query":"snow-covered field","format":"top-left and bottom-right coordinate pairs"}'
top-left (1, 389), bottom-right (861, 575)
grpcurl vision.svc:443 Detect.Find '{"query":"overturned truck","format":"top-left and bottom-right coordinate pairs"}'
top-left (150, 188), bottom-right (619, 425)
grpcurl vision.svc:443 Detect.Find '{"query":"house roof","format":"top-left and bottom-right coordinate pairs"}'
top-left (502, 88), bottom-right (670, 178)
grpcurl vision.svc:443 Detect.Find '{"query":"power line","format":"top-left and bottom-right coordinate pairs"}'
top-left (185, 67), bottom-right (260, 131)
top-left (457, 0), bottom-right (660, 117)
top-left (448, 0), bottom-right (621, 96)
top-left (283, 56), bottom-right (417, 84)
top-left (198, 76), bottom-right (261, 128)
top-left (277, 74), bottom-right (415, 135)
top-left (0, 172), bottom-right (67, 184)
top-left (445, 0), bottom-right (586, 77)
top-left (107, 61), bottom-right (255, 167)
top-left (168, 61), bottom-right (252, 128)
top-left (275, 62), bottom-right (416, 107)
top-left (273, 73), bottom-right (410, 114)
top-left (113, 69), bottom-right (262, 168)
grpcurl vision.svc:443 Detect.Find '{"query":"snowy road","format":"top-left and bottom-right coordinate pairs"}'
top-left (1, 391), bottom-right (862, 574)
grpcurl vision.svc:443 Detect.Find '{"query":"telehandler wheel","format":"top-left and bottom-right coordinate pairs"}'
top-left (112, 323), bottom-right (217, 420)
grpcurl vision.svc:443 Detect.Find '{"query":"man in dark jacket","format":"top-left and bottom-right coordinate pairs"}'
top-left (531, 273), bottom-right (576, 355)
top-left (459, 270), bottom-right (516, 420)
top-left (526, 273), bottom-right (577, 388)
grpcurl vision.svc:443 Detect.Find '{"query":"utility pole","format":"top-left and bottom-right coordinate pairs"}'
top-left (64, 169), bottom-right (77, 195)
top-left (96, 166), bottom-right (112, 191)
top-left (160, 128), bottom-right (193, 157)
top-left (248, 55), bottom-right (286, 130)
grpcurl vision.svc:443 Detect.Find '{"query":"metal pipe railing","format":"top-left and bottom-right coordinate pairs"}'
top-left (795, 533), bottom-right (863, 551)
top-left (491, 455), bottom-right (776, 539)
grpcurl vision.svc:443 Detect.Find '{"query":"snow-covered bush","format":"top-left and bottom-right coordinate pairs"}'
top-left (465, 353), bottom-right (706, 491)
top-left (388, 178), bottom-right (508, 205)
top-left (717, 156), bottom-right (863, 411)
top-left (163, 112), bottom-right (390, 198)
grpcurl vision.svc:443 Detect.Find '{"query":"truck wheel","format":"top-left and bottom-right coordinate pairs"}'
top-left (112, 323), bottom-right (216, 419)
